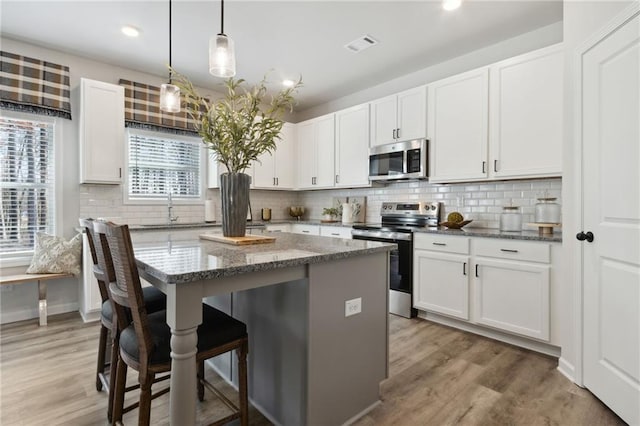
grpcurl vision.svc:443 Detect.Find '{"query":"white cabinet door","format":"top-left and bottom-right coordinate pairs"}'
top-left (290, 224), bottom-right (320, 236)
top-left (296, 115), bottom-right (334, 189)
top-left (335, 104), bottom-right (370, 187)
top-left (296, 120), bottom-right (316, 189)
top-left (396, 86), bottom-right (427, 143)
top-left (252, 151), bottom-right (276, 188)
top-left (320, 226), bottom-right (352, 239)
top-left (79, 78), bottom-right (124, 184)
top-left (315, 115), bottom-right (335, 188)
top-left (428, 68), bottom-right (489, 182)
top-left (473, 258), bottom-right (550, 340)
top-left (370, 87), bottom-right (427, 147)
top-left (489, 44), bottom-right (563, 178)
top-left (414, 250), bottom-right (470, 320)
top-left (370, 94), bottom-right (397, 147)
top-left (275, 123), bottom-right (296, 189)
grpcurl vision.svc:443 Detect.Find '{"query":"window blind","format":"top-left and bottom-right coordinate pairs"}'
top-left (128, 131), bottom-right (201, 199)
top-left (0, 117), bottom-right (55, 256)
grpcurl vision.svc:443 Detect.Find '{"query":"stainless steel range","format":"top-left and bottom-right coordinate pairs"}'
top-left (351, 201), bottom-right (442, 318)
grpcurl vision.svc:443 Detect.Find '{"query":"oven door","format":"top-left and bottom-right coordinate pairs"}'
top-left (351, 231), bottom-right (416, 318)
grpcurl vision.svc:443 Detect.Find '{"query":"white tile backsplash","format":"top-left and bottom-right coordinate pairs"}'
top-left (79, 177), bottom-right (561, 230)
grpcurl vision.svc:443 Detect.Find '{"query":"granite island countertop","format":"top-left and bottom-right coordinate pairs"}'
top-left (131, 228), bottom-right (395, 285)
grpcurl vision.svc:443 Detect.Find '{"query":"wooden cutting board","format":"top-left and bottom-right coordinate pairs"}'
top-left (199, 233), bottom-right (276, 245)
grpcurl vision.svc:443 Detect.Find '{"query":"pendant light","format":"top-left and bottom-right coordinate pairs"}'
top-left (160, 0), bottom-right (181, 113)
top-left (209, 0), bottom-right (236, 78)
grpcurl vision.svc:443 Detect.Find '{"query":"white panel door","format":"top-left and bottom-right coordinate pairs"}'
top-left (489, 44), bottom-right (563, 178)
top-left (252, 151), bottom-right (275, 188)
top-left (276, 123), bottom-right (296, 189)
top-left (314, 115), bottom-right (335, 188)
top-left (296, 120), bottom-right (316, 189)
top-left (474, 259), bottom-right (550, 340)
top-left (581, 8), bottom-right (640, 425)
top-left (428, 68), bottom-right (489, 182)
top-left (370, 95), bottom-right (397, 146)
top-left (414, 250), bottom-right (470, 320)
top-left (396, 86), bottom-right (427, 143)
top-left (335, 104), bottom-right (370, 187)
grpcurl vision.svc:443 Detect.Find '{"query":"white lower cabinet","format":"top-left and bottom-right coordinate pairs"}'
top-left (265, 224), bottom-right (291, 233)
top-left (414, 233), bottom-right (555, 344)
top-left (414, 234), bottom-right (470, 320)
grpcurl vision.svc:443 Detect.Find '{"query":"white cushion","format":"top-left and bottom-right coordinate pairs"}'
top-left (26, 233), bottom-right (82, 276)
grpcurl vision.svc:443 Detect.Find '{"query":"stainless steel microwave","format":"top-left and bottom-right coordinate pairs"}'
top-left (368, 139), bottom-right (428, 181)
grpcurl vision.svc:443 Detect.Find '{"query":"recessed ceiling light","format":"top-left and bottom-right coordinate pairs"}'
top-left (121, 26), bottom-right (140, 37)
top-left (282, 79), bottom-right (295, 88)
top-left (442, 0), bottom-right (462, 11)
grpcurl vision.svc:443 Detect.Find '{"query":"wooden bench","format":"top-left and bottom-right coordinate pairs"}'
top-left (0, 273), bottom-right (73, 326)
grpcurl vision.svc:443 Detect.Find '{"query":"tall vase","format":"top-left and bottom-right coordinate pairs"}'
top-left (219, 172), bottom-right (251, 237)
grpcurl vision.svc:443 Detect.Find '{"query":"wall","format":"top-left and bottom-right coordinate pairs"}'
top-left (299, 178), bottom-right (562, 230)
top-left (560, 0), bottom-right (636, 383)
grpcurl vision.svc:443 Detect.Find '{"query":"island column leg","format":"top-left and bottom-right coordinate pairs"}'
top-left (165, 283), bottom-right (203, 425)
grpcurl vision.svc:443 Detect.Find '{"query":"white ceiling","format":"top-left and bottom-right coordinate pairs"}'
top-left (1, 1), bottom-right (563, 112)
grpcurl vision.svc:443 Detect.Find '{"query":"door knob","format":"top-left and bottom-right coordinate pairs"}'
top-left (576, 231), bottom-right (594, 243)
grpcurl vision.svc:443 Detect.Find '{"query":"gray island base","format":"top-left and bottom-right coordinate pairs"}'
top-left (131, 229), bottom-right (394, 425)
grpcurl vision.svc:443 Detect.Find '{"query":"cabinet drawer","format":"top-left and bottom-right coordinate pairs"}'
top-left (414, 233), bottom-right (469, 254)
top-left (473, 238), bottom-right (550, 263)
top-left (265, 224), bottom-right (291, 233)
top-left (320, 226), bottom-right (352, 239)
top-left (290, 224), bottom-right (320, 236)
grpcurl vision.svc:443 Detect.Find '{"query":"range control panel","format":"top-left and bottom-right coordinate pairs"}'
top-left (380, 201), bottom-right (441, 217)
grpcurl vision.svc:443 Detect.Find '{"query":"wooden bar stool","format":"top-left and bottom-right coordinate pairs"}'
top-left (95, 220), bottom-right (249, 426)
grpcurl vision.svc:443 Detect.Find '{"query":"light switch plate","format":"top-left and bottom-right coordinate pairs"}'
top-left (345, 297), bottom-right (362, 317)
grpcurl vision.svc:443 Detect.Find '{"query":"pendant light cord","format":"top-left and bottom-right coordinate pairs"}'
top-left (220, 0), bottom-right (224, 35)
top-left (168, 0), bottom-right (173, 83)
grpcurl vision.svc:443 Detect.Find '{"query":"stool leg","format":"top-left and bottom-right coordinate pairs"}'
top-left (237, 340), bottom-right (249, 426)
top-left (107, 327), bottom-right (120, 421)
top-left (197, 360), bottom-right (205, 402)
top-left (37, 280), bottom-right (47, 326)
top-left (97, 323), bottom-right (109, 391)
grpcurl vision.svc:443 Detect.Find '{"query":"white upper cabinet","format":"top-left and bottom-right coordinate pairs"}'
top-left (428, 68), bottom-right (489, 183)
top-left (252, 123), bottom-right (296, 189)
top-left (296, 114), bottom-right (335, 190)
top-left (370, 86), bottom-right (427, 147)
top-left (335, 104), bottom-right (370, 188)
top-left (489, 44), bottom-right (563, 178)
top-left (79, 78), bottom-right (124, 184)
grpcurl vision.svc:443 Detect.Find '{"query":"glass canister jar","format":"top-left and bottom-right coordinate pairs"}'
top-left (500, 206), bottom-right (522, 232)
top-left (535, 197), bottom-right (561, 224)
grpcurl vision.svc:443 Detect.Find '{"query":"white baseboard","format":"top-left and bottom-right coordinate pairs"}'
top-left (418, 311), bottom-right (561, 358)
top-left (557, 357), bottom-right (576, 382)
top-left (0, 302), bottom-right (78, 325)
top-left (79, 309), bottom-right (101, 323)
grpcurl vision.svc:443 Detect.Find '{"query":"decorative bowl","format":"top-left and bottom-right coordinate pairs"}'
top-left (289, 206), bottom-right (305, 220)
top-left (439, 220), bottom-right (472, 229)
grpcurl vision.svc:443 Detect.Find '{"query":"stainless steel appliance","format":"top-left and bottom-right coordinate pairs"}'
top-left (351, 201), bottom-right (442, 318)
top-left (368, 139), bottom-right (428, 181)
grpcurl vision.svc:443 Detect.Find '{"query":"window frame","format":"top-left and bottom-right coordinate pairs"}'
top-left (0, 110), bottom-right (62, 268)
top-left (122, 128), bottom-right (207, 206)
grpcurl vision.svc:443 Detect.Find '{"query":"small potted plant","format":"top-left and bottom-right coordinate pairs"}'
top-left (322, 207), bottom-right (340, 222)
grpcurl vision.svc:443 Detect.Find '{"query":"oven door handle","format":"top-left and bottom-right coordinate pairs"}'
top-left (351, 229), bottom-right (412, 241)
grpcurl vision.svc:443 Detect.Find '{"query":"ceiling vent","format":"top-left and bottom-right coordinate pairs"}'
top-left (344, 35), bottom-right (379, 53)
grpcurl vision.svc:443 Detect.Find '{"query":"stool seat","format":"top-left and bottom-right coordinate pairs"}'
top-left (100, 286), bottom-right (166, 324)
top-left (120, 304), bottom-right (247, 365)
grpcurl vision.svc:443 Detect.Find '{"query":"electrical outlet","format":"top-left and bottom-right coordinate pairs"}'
top-left (345, 297), bottom-right (362, 317)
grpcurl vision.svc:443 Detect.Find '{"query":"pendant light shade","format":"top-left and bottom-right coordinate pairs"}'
top-left (160, 0), bottom-right (181, 113)
top-left (160, 83), bottom-right (181, 112)
top-left (209, 0), bottom-right (236, 78)
top-left (209, 34), bottom-right (236, 77)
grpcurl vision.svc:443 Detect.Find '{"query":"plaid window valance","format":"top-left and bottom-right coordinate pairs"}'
top-left (0, 51), bottom-right (72, 120)
top-left (119, 79), bottom-right (198, 136)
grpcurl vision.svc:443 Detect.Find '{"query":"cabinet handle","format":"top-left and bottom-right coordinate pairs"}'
top-left (331, 233), bottom-right (339, 236)
top-left (500, 249), bottom-right (519, 253)
top-left (494, 159), bottom-right (498, 172)
top-left (276, 177), bottom-right (279, 186)
top-left (119, 168), bottom-right (122, 178)
top-left (432, 242), bottom-right (446, 246)
top-left (392, 129), bottom-right (396, 139)
top-left (396, 128), bottom-right (400, 139)
top-left (463, 262), bottom-right (467, 276)
top-left (273, 177), bottom-right (276, 186)
top-left (482, 161), bottom-right (486, 174)
top-left (335, 175), bottom-right (339, 184)
top-left (302, 230), bottom-right (310, 233)
top-left (475, 264), bottom-right (479, 277)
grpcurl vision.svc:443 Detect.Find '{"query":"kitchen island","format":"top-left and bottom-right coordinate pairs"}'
top-left (130, 228), bottom-right (394, 425)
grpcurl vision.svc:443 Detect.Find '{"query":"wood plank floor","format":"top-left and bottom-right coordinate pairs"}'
top-left (0, 312), bottom-right (624, 425)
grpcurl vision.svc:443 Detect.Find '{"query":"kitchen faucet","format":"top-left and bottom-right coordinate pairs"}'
top-left (167, 192), bottom-right (179, 224)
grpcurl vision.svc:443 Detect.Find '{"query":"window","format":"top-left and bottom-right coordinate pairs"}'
top-left (0, 116), bottom-right (56, 258)
top-left (126, 130), bottom-right (204, 202)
